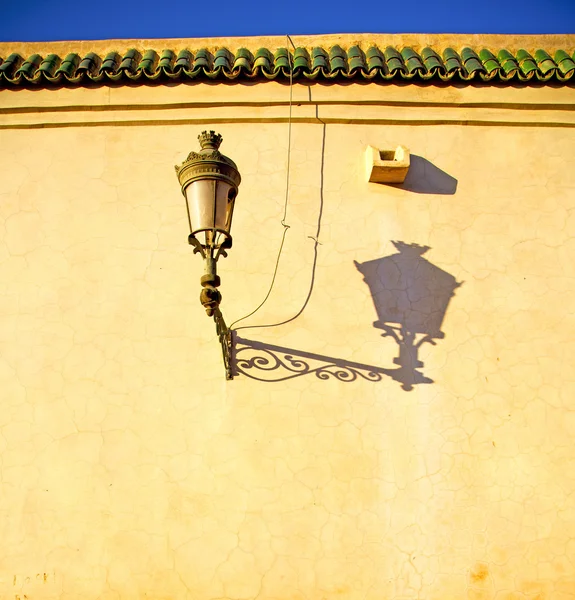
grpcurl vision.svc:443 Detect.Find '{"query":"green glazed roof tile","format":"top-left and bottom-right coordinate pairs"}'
top-left (0, 53), bottom-right (22, 76)
top-left (311, 47), bottom-right (329, 71)
top-left (365, 46), bottom-right (385, 72)
top-left (138, 49), bottom-right (157, 73)
top-left (329, 45), bottom-right (347, 72)
top-left (554, 49), bottom-right (575, 74)
top-left (101, 51), bottom-right (119, 72)
top-left (214, 48), bottom-right (233, 71)
top-left (516, 49), bottom-right (538, 75)
top-left (293, 47), bottom-right (310, 72)
top-left (420, 47), bottom-right (444, 73)
top-left (55, 53), bottom-right (80, 77)
top-left (347, 46), bottom-right (365, 72)
top-left (38, 53), bottom-right (61, 77)
top-left (158, 49), bottom-right (175, 70)
top-left (461, 47), bottom-right (485, 76)
top-left (384, 46), bottom-right (405, 73)
top-left (478, 49), bottom-right (500, 74)
top-left (15, 53), bottom-right (42, 78)
top-left (119, 49), bottom-right (139, 72)
top-left (273, 48), bottom-right (291, 71)
top-left (196, 49), bottom-right (213, 71)
top-left (1, 41), bottom-right (573, 86)
top-left (443, 48), bottom-right (463, 73)
top-left (534, 49), bottom-right (557, 75)
top-left (233, 48), bottom-right (253, 72)
top-left (174, 50), bottom-right (192, 71)
top-left (401, 47), bottom-right (425, 74)
top-left (497, 49), bottom-right (520, 76)
top-left (174, 49), bottom-right (192, 70)
top-left (254, 47), bottom-right (273, 71)
top-left (77, 52), bottom-right (100, 74)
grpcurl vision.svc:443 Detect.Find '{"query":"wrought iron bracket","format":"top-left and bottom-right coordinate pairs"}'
top-left (214, 308), bottom-right (233, 380)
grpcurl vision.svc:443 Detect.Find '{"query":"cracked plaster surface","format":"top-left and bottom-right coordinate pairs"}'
top-left (0, 84), bottom-right (574, 600)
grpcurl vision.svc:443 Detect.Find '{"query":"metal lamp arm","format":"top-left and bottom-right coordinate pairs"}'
top-left (214, 308), bottom-right (233, 380)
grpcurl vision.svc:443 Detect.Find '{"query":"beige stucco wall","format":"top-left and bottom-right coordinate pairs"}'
top-left (1, 58), bottom-right (575, 599)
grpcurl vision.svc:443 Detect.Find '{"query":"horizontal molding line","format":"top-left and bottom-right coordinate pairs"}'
top-left (1, 100), bottom-right (575, 115)
top-left (1, 117), bottom-right (575, 130)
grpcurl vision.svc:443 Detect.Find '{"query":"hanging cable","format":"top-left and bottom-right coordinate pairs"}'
top-left (233, 119), bottom-right (325, 332)
top-left (233, 85), bottom-right (327, 333)
top-left (229, 34), bottom-right (297, 331)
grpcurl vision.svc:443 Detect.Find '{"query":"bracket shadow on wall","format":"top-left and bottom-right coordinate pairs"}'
top-left (234, 241), bottom-right (462, 391)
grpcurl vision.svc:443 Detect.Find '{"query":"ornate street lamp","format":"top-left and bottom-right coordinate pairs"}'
top-left (175, 131), bottom-right (241, 379)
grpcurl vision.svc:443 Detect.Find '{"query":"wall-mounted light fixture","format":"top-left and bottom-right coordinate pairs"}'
top-left (175, 131), bottom-right (241, 380)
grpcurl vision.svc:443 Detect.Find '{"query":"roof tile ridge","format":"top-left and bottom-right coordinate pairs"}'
top-left (1, 33), bottom-right (574, 58)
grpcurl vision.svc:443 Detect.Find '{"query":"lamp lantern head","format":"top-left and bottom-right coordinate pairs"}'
top-left (175, 130), bottom-right (241, 258)
top-left (175, 131), bottom-right (241, 380)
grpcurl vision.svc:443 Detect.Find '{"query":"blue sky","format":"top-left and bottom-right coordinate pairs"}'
top-left (0, 0), bottom-right (573, 41)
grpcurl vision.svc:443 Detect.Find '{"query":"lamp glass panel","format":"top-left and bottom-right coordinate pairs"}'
top-left (185, 179), bottom-right (232, 234)
top-left (215, 181), bottom-right (233, 232)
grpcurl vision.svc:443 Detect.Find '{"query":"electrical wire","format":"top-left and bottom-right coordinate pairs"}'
top-left (229, 34), bottom-right (296, 331)
top-left (233, 120), bottom-right (325, 332)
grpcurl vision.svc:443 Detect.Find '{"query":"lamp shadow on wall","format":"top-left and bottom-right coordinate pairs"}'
top-left (234, 242), bottom-right (462, 391)
top-left (355, 242), bottom-right (462, 390)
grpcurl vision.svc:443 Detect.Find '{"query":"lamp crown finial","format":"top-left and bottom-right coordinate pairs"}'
top-left (199, 130), bottom-right (223, 150)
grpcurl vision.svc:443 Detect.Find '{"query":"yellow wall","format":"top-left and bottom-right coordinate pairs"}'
top-left (1, 65), bottom-right (575, 600)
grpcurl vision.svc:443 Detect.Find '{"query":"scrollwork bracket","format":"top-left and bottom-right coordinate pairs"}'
top-left (213, 308), bottom-right (233, 380)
